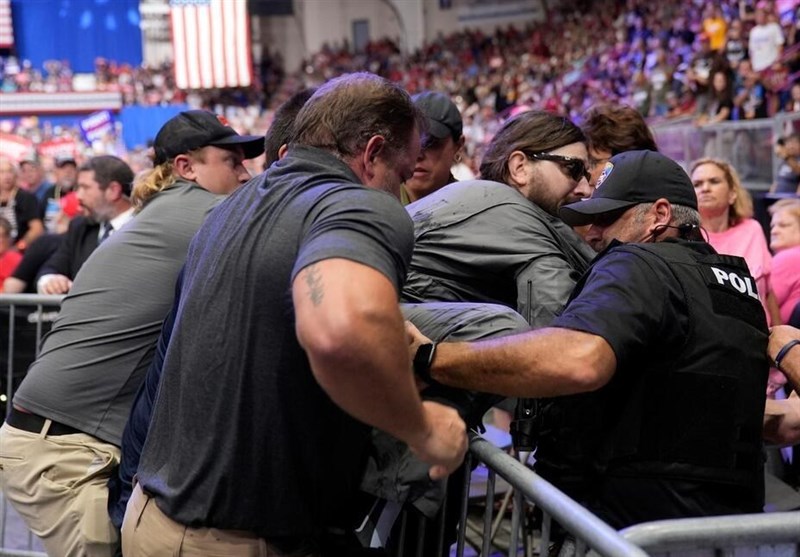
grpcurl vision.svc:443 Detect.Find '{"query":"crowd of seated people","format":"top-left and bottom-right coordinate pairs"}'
top-left (5, 0), bottom-right (800, 174)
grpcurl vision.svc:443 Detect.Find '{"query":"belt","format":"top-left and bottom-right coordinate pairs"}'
top-left (6, 407), bottom-right (83, 436)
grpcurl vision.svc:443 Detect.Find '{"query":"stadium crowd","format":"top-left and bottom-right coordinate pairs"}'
top-left (1, 1), bottom-right (800, 556)
top-left (4, 0), bottom-right (800, 171)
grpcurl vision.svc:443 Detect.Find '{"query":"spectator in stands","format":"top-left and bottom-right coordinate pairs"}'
top-left (734, 59), bottom-right (769, 119)
top-left (696, 69), bottom-right (735, 125)
top-left (401, 91), bottom-right (465, 205)
top-left (725, 19), bottom-right (749, 69)
top-left (121, 73), bottom-right (467, 556)
top-left (18, 156), bottom-right (53, 208)
top-left (0, 158), bottom-right (44, 252)
top-left (36, 156), bottom-right (135, 295)
top-left (408, 150), bottom-right (768, 529)
top-left (691, 158), bottom-right (778, 323)
top-left (686, 33), bottom-right (717, 113)
top-left (769, 199), bottom-right (800, 327)
top-left (783, 81), bottom-right (800, 113)
top-left (0, 110), bottom-right (265, 557)
top-left (581, 103), bottom-right (658, 186)
top-left (771, 133), bottom-right (800, 194)
top-left (41, 155), bottom-right (79, 232)
top-left (0, 216), bottom-right (22, 290)
top-left (3, 192), bottom-right (80, 294)
top-left (749, 4), bottom-right (785, 73)
top-left (703, 4), bottom-right (728, 52)
top-left (262, 87), bottom-right (316, 169)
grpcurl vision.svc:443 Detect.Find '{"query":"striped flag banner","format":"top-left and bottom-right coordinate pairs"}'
top-left (169, 0), bottom-right (253, 90)
top-left (0, 0), bottom-right (13, 49)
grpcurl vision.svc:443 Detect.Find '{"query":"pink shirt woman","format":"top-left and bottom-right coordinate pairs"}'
top-left (691, 158), bottom-right (777, 324)
top-left (769, 199), bottom-right (800, 325)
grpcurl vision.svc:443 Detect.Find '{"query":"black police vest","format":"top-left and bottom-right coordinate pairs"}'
top-left (534, 241), bottom-right (768, 497)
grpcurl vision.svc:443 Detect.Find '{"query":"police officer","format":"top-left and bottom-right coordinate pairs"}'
top-left (408, 150), bottom-right (769, 528)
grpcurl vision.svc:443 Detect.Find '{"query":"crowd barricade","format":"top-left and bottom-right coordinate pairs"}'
top-left (456, 434), bottom-right (800, 557)
top-left (621, 513), bottom-right (800, 557)
top-left (0, 294), bottom-right (62, 556)
top-left (650, 112), bottom-right (800, 189)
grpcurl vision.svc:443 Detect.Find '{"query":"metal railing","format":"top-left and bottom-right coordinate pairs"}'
top-left (0, 294), bottom-right (62, 556)
top-left (650, 112), bottom-right (800, 190)
top-left (460, 434), bottom-right (800, 557)
top-left (456, 434), bottom-right (649, 557)
top-left (622, 512), bottom-right (800, 556)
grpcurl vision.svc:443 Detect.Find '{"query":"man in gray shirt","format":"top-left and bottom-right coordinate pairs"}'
top-left (0, 110), bottom-right (265, 557)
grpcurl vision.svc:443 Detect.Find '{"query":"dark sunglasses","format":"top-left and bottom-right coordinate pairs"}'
top-left (526, 152), bottom-right (591, 183)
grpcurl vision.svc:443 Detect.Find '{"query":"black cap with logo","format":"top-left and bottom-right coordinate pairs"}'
top-left (152, 110), bottom-right (265, 165)
top-left (559, 150), bottom-right (698, 226)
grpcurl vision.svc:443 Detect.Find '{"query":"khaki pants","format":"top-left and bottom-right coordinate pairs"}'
top-left (0, 421), bottom-right (120, 557)
top-left (122, 483), bottom-right (298, 556)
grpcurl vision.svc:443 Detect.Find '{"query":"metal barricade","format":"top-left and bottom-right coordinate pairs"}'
top-left (459, 433), bottom-right (800, 557)
top-left (621, 512), bottom-right (800, 556)
top-left (457, 433), bottom-right (649, 557)
top-left (0, 294), bottom-right (63, 556)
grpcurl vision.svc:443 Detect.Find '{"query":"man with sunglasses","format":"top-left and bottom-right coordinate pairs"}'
top-left (408, 150), bottom-right (769, 529)
top-left (358, 111), bottom-right (595, 554)
top-left (403, 110), bottom-right (594, 327)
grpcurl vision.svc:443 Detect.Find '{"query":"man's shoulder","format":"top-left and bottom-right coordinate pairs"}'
top-left (408, 180), bottom-right (538, 221)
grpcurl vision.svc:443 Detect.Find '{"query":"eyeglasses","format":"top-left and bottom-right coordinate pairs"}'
top-left (525, 152), bottom-right (591, 183)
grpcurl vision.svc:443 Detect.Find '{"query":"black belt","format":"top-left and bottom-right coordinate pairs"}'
top-left (6, 407), bottom-right (83, 436)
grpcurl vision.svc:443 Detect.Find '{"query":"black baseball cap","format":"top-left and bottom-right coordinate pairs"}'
top-left (559, 150), bottom-right (698, 226)
top-left (413, 91), bottom-right (463, 140)
top-left (153, 110), bottom-right (265, 165)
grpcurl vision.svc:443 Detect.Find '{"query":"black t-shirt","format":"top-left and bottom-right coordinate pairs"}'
top-left (136, 147), bottom-right (414, 542)
top-left (0, 189), bottom-right (40, 242)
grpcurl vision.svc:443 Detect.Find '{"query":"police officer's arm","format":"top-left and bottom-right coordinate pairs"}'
top-left (408, 321), bottom-right (616, 398)
top-left (769, 325), bottom-right (800, 390)
top-left (763, 392), bottom-right (800, 447)
top-left (293, 257), bottom-right (467, 479)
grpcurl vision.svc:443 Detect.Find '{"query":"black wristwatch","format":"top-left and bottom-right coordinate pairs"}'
top-left (413, 342), bottom-right (438, 385)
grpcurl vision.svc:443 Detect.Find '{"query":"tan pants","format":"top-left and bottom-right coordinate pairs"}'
top-left (0, 421), bottom-right (120, 557)
top-left (122, 483), bottom-right (300, 556)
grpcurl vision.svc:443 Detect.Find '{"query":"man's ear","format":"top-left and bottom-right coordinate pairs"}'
top-left (104, 181), bottom-right (123, 202)
top-left (360, 135), bottom-right (387, 182)
top-left (277, 144), bottom-right (289, 160)
top-left (651, 198), bottom-right (673, 228)
top-left (173, 154), bottom-right (196, 181)
top-left (507, 151), bottom-right (529, 191)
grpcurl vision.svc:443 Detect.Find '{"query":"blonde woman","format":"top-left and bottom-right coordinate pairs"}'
top-left (690, 157), bottom-right (779, 324)
top-left (769, 199), bottom-right (800, 327)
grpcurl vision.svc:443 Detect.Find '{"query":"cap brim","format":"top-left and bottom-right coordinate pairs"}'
top-left (425, 119), bottom-right (452, 139)
top-left (211, 135), bottom-right (265, 160)
top-left (559, 198), bottom-right (638, 226)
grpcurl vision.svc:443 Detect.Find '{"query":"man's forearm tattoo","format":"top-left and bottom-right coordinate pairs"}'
top-left (305, 264), bottom-right (324, 306)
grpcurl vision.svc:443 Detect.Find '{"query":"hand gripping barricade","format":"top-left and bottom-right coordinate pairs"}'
top-left (0, 293), bottom-right (63, 556)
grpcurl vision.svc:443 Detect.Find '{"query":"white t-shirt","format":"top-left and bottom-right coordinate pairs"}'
top-left (748, 22), bottom-right (785, 71)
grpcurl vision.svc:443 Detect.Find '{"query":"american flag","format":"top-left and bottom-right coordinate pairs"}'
top-left (169, 0), bottom-right (253, 90)
top-left (0, 0), bottom-right (13, 49)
